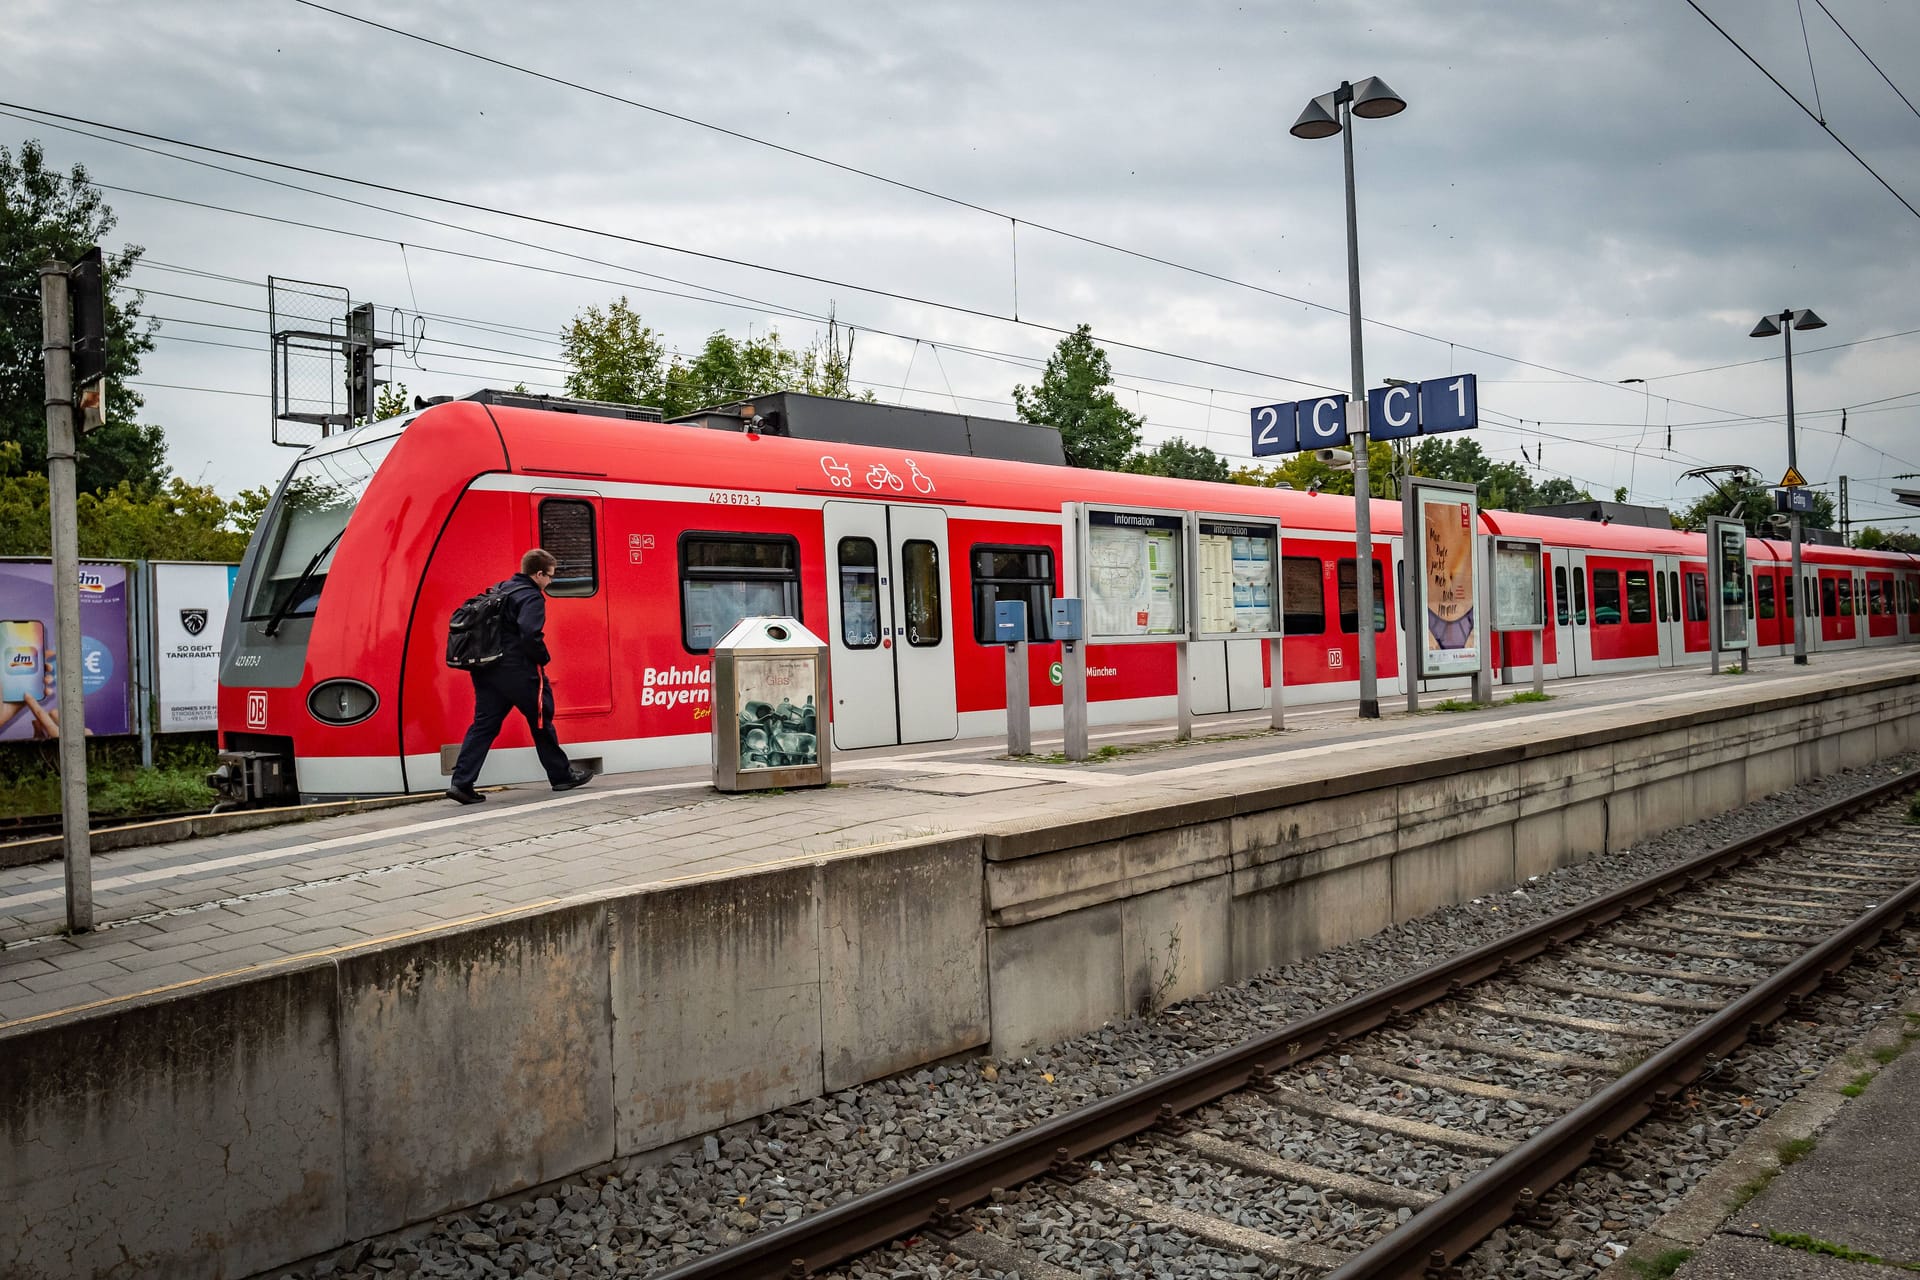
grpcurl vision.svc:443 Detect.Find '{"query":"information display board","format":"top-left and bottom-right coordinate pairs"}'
top-left (0, 558), bottom-right (132, 739)
top-left (1191, 514), bottom-right (1282, 639)
top-left (1406, 479), bottom-right (1483, 679)
top-left (1490, 537), bottom-right (1545, 632)
top-left (1709, 515), bottom-right (1750, 650)
top-left (152, 561), bottom-right (239, 732)
top-left (1082, 507), bottom-right (1186, 642)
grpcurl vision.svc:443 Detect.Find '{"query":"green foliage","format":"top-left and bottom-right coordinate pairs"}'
top-left (1012, 324), bottom-right (1144, 471)
top-left (1508, 691), bottom-right (1553, 703)
top-left (560, 298), bottom-right (869, 419)
top-left (0, 734), bottom-right (216, 818)
top-left (0, 453), bottom-right (266, 559)
top-left (1777, 1137), bottom-right (1816, 1166)
top-left (1431, 698), bottom-right (1485, 712)
top-left (1128, 436), bottom-right (1230, 482)
top-left (1841, 1071), bottom-right (1872, 1097)
top-left (1228, 439), bottom-right (1396, 496)
top-left (1, 140), bottom-right (168, 493)
top-left (1402, 437), bottom-right (1589, 513)
top-left (1855, 526), bottom-right (1920, 552)
top-left (1764, 1232), bottom-right (1917, 1267)
top-left (1628, 1250), bottom-right (1692, 1280)
top-left (1678, 475), bottom-right (1833, 533)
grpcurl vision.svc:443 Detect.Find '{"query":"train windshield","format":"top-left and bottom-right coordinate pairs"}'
top-left (245, 433), bottom-right (399, 621)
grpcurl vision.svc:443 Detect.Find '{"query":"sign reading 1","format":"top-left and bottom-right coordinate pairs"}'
top-left (1250, 374), bottom-right (1477, 457)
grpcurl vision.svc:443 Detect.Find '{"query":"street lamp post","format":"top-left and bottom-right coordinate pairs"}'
top-left (1749, 308), bottom-right (1826, 666)
top-left (1293, 77), bottom-right (1406, 719)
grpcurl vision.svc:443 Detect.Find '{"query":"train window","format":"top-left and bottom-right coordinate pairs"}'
top-left (1784, 573), bottom-right (1795, 619)
top-left (1838, 578), bottom-right (1854, 617)
top-left (1573, 568), bottom-right (1588, 624)
top-left (1820, 577), bottom-right (1838, 618)
top-left (1554, 566), bottom-right (1569, 626)
top-left (1757, 575), bottom-right (1776, 620)
top-left (1685, 572), bottom-right (1707, 624)
top-left (1807, 575), bottom-right (1817, 616)
top-left (1669, 572), bottom-right (1681, 623)
top-left (244, 432), bottom-right (400, 623)
top-left (537, 499), bottom-right (598, 597)
top-left (1654, 570), bottom-right (1667, 622)
top-left (1336, 559), bottom-right (1387, 633)
top-left (837, 538), bottom-right (880, 650)
top-left (902, 541), bottom-right (943, 647)
top-left (679, 533), bottom-right (802, 653)
top-left (1748, 572), bottom-right (1756, 619)
top-left (970, 545), bottom-right (1053, 644)
top-left (1625, 570), bottom-right (1653, 624)
top-left (1282, 556), bottom-right (1325, 635)
top-left (1590, 570), bottom-right (1621, 624)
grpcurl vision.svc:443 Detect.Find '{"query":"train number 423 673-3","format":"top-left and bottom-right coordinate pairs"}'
top-left (707, 490), bottom-right (761, 506)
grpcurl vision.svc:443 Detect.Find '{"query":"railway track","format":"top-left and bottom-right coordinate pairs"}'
top-left (651, 771), bottom-right (1920, 1280)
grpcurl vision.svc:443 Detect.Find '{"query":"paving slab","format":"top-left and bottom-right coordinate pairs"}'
top-left (1728, 1045), bottom-right (1920, 1266)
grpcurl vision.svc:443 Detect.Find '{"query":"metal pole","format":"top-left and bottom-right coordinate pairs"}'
top-left (1062, 641), bottom-right (1088, 761)
top-left (41, 261), bottom-right (93, 932)
top-left (1341, 87), bottom-right (1380, 719)
top-left (1784, 317), bottom-right (1806, 666)
top-left (1174, 640), bottom-right (1192, 741)
top-left (1268, 635), bottom-right (1284, 730)
top-left (1004, 639), bottom-right (1031, 757)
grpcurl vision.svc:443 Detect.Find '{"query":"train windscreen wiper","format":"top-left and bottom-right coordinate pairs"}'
top-left (261, 526), bottom-right (348, 637)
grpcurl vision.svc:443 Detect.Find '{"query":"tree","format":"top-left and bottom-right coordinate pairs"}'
top-left (1856, 527), bottom-right (1920, 552)
top-left (561, 296), bottom-right (667, 408)
top-left (1012, 324), bottom-right (1143, 471)
top-left (2, 140), bottom-right (167, 493)
top-left (1533, 477), bottom-right (1591, 507)
top-left (1128, 437), bottom-right (1230, 482)
top-left (1677, 477), bottom-right (1834, 534)
top-left (0, 443), bottom-right (265, 560)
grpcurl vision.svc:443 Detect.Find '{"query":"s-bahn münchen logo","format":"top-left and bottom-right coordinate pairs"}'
top-left (180, 608), bottom-right (208, 636)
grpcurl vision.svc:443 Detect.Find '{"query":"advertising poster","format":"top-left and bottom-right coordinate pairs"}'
top-left (1714, 521), bottom-right (1750, 647)
top-left (1086, 510), bottom-right (1184, 638)
top-left (734, 655), bottom-right (819, 772)
top-left (1491, 539), bottom-right (1545, 631)
top-left (0, 560), bottom-right (132, 740)
top-left (1195, 519), bottom-right (1278, 635)
top-left (1415, 488), bottom-right (1481, 676)
top-left (154, 562), bottom-right (239, 731)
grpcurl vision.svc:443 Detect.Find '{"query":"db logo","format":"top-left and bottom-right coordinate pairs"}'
top-left (246, 690), bottom-right (269, 728)
top-left (1327, 649), bottom-right (1344, 669)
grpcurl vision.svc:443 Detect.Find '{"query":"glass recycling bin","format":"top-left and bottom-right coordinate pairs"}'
top-left (711, 616), bottom-right (831, 792)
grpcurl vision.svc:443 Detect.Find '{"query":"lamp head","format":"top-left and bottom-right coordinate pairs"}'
top-left (1790, 308), bottom-right (1827, 331)
top-left (1350, 76), bottom-right (1407, 119)
top-left (1749, 316), bottom-right (1783, 339)
top-left (1290, 94), bottom-right (1341, 140)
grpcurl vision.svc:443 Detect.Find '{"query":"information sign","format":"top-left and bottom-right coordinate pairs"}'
top-left (1407, 479), bottom-right (1482, 679)
top-left (1296, 395), bottom-right (1350, 449)
top-left (1366, 383), bottom-right (1420, 441)
top-left (1776, 487), bottom-right (1815, 513)
top-left (1083, 508), bottom-right (1186, 641)
top-left (1252, 377), bottom-right (1476, 456)
top-left (1490, 538), bottom-right (1545, 631)
top-left (1191, 515), bottom-right (1281, 639)
top-left (1419, 375), bottom-right (1478, 434)
top-left (1250, 402), bottom-right (1297, 457)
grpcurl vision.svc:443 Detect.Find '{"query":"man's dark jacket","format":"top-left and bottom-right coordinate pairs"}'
top-left (489, 573), bottom-right (551, 676)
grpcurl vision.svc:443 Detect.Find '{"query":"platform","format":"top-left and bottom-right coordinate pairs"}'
top-left (4, 647), bottom-right (1919, 1280)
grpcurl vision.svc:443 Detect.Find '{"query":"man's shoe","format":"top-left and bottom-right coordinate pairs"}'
top-left (552, 767), bottom-right (592, 793)
top-left (445, 784), bottom-right (485, 805)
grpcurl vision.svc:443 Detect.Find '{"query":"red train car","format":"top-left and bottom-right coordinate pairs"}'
top-left (215, 393), bottom-right (1920, 801)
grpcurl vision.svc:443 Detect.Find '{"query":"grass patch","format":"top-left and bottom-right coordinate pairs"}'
top-left (0, 763), bottom-right (215, 820)
top-left (1731, 1138), bottom-right (1819, 1212)
top-left (1777, 1136), bottom-right (1817, 1167)
top-left (1507, 691), bottom-right (1554, 704)
top-left (1766, 1232), bottom-right (1920, 1268)
top-left (1719, 663), bottom-right (1746, 675)
top-left (1431, 698), bottom-right (1485, 713)
top-left (1629, 1249), bottom-right (1693, 1279)
top-left (1841, 1071), bottom-right (1874, 1098)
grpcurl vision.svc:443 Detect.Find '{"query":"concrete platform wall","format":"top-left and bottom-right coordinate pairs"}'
top-left (4, 676), bottom-right (1915, 1278)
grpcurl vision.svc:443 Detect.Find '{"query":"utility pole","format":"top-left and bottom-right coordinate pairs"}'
top-left (41, 260), bottom-right (93, 932)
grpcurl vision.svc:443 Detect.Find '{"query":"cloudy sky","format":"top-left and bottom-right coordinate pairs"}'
top-left (11, 1), bottom-right (1920, 528)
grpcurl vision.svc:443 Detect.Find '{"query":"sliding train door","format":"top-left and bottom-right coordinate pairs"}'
top-left (823, 501), bottom-right (958, 749)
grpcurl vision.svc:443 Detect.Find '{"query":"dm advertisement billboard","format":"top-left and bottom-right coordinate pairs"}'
top-left (0, 560), bottom-right (132, 740)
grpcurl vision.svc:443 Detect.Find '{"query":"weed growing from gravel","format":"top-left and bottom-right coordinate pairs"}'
top-left (1629, 1249), bottom-right (1693, 1279)
top-left (1431, 698), bottom-right (1485, 712)
top-left (1730, 1138), bottom-right (1819, 1211)
top-left (1766, 1232), bottom-right (1920, 1267)
top-left (1507, 691), bottom-right (1554, 704)
top-left (1719, 664), bottom-right (1746, 675)
top-left (1777, 1137), bottom-right (1816, 1166)
top-left (1840, 1071), bottom-right (1874, 1098)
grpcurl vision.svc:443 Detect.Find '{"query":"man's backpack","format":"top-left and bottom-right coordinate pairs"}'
top-left (445, 585), bottom-right (512, 669)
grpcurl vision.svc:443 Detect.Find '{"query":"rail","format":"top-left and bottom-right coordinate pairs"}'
top-left (651, 768), bottom-right (1920, 1280)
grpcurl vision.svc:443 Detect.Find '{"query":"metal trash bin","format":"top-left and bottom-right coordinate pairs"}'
top-left (711, 616), bottom-right (831, 792)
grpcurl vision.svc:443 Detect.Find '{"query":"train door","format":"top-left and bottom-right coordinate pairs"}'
top-left (823, 502), bottom-right (958, 750)
top-left (1653, 556), bottom-right (1681, 666)
top-left (531, 491), bottom-right (612, 716)
top-left (1867, 572), bottom-right (1897, 643)
top-left (1550, 548), bottom-right (1580, 678)
top-left (1680, 562), bottom-right (1710, 657)
top-left (1818, 570), bottom-right (1855, 646)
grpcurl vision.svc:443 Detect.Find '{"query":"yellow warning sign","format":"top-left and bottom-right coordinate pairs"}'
top-left (1781, 466), bottom-right (1807, 487)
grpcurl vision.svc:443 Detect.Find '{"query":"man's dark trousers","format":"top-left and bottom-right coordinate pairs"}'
top-left (450, 666), bottom-right (572, 789)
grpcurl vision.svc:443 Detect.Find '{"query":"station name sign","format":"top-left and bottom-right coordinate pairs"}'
top-left (1249, 374), bottom-right (1478, 458)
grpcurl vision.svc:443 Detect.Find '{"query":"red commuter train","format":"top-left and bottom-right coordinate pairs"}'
top-left (214, 391), bottom-right (1920, 802)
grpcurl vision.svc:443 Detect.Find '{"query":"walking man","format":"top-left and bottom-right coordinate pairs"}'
top-left (446, 548), bottom-right (592, 803)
